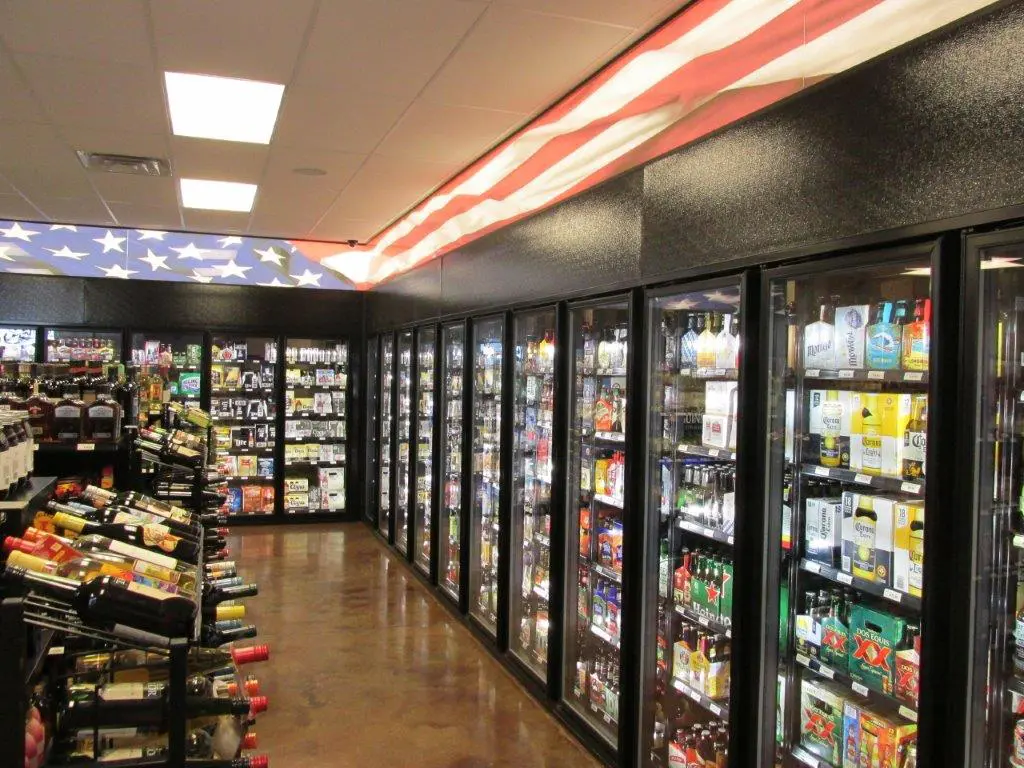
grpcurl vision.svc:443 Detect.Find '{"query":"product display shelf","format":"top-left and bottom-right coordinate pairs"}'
top-left (669, 676), bottom-right (730, 719)
top-left (799, 558), bottom-right (922, 611)
top-left (676, 443), bottom-right (736, 462)
top-left (677, 518), bottom-right (735, 546)
top-left (0, 476), bottom-right (57, 541)
top-left (794, 652), bottom-right (918, 722)
top-left (673, 604), bottom-right (732, 639)
top-left (800, 368), bottom-right (930, 385)
top-left (798, 463), bottom-right (924, 496)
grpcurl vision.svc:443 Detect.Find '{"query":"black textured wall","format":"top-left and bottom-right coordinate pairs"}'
top-left (0, 273), bottom-right (364, 337)
top-left (365, 1), bottom-right (1024, 331)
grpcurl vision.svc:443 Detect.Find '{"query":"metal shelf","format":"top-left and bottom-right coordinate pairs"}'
top-left (800, 558), bottom-right (922, 611)
top-left (799, 463), bottom-right (924, 496)
top-left (669, 676), bottom-right (729, 718)
top-left (795, 652), bottom-right (917, 722)
top-left (678, 518), bottom-right (734, 546)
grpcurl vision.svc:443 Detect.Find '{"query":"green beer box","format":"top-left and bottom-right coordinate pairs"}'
top-left (720, 558), bottom-right (733, 626)
top-left (848, 604), bottom-right (905, 695)
top-left (819, 609), bottom-right (850, 673)
top-left (800, 679), bottom-right (846, 766)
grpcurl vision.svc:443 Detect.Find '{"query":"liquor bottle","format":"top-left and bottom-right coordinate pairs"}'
top-left (4, 549), bottom-right (188, 597)
top-left (203, 579), bottom-right (259, 604)
top-left (804, 298), bottom-right (837, 370)
top-left (696, 313), bottom-right (718, 369)
top-left (865, 301), bottom-right (901, 370)
top-left (119, 368), bottom-right (141, 429)
top-left (820, 391), bottom-right (844, 468)
top-left (902, 298), bottom-right (931, 371)
top-left (679, 314), bottom-right (700, 369)
top-left (12, 529), bottom-right (199, 589)
top-left (49, 511), bottom-right (201, 563)
top-left (902, 396), bottom-right (927, 478)
top-left (21, 380), bottom-right (55, 442)
top-left (63, 680), bottom-right (265, 728)
top-left (730, 311), bottom-right (741, 370)
top-left (5, 566), bottom-right (196, 638)
top-left (82, 383), bottom-right (122, 442)
top-left (714, 314), bottom-right (738, 370)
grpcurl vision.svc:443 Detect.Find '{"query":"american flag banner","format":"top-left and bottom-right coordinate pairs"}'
top-left (315, 0), bottom-right (997, 288)
top-left (0, 222), bottom-right (354, 290)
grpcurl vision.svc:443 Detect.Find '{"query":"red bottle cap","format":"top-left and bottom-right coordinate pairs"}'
top-left (244, 676), bottom-right (260, 696)
top-left (246, 756), bottom-right (269, 768)
top-left (225, 682), bottom-right (240, 696)
top-left (215, 527), bottom-right (230, 536)
top-left (248, 695), bottom-right (268, 715)
top-left (231, 644), bottom-right (270, 665)
top-left (242, 732), bottom-right (258, 750)
top-left (22, 528), bottom-right (43, 542)
top-left (3, 536), bottom-right (23, 553)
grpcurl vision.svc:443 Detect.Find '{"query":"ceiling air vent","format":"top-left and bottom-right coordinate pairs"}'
top-left (76, 150), bottom-right (171, 177)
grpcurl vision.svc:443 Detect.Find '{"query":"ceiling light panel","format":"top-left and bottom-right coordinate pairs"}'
top-left (164, 72), bottom-right (285, 144)
top-left (180, 178), bottom-right (258, 212)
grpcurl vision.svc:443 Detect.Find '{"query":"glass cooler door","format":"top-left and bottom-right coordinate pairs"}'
top-left (644, 284), bottom-right (741, 768)
top-left (396, 330), bottom-right (414, 553)
top-left (469, 315), bottom-right (504, 635)
top-left (0, 326), bottom-right (37, 363)
top-left (45, 328), bottom-right (121, 363)
top-left (366, 336), bottom-right (380, 527)
top-left (563, 296), bottom-right (630, 748)
top-left (209, 335), bottom-right (279, 517)
top-left (379, 333), bottom-right (395, 538)
top-left (972, 234), bottom-right (1024, 768)
top-left (130, 331), bottom-right (205, 419)
top-left (282, 338), bottom-right (348, 515)
top-left (510, 307), bottom-right (556, 681)
top-left (765, 255), bottom-right (930, 767)
top-left (440, 323), bottom-right (465, 601)
top-left (414, 326), bottom-right (437, 574)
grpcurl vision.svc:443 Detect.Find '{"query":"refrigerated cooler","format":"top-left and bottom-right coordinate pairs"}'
top-left (210, 334), bottom-right (278, 517)
top-left (129, 331), bottom-right (204, 418)
top-left (0, 326), bottom-right (36, 362)
top-left (765, 257), bottom-right (928, 767)
top-left (282, 338), bottom-right (348, 515)
top-left (469, 316), bottom-right (504, 635)
top-left (395, 330), bottom-right (414, 553)
top-left (45, 328), bottom-right (121, 363)
top-left (414, 327), bottom-right (436, 573)
top-left (379, 334), bottom-right (395, 538)
top-left (510, 308), bottom-right (556, 681)
top-left (564, 297), bottom-right (630, 747)
top-left (440, 323), bottom-right (466, 601)
top-left (644, 284), bottom-right (741, 767)
top-left (366, 336), bottom-right (380, 527)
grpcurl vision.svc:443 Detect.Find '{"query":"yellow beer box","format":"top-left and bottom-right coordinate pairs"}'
top-left (841, 492), bottom-right (895, 585)
top-left (850, 393), bottom-right (909, 477)
top-left (285, 477), bottom-right (309, 493)
top-left (893, 502), bottom-right (924, 597)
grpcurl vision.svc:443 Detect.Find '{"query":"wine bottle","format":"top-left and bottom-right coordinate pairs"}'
top-left (7, 532), bottom-right (198, 594)
top-left (74, 644), bottom-right (269, 679)
top-left (5, 567), bottom-right (196, 639)
top-left (70, 726), bottom-right (261, 761)
top-left (22, 526), bottom-right (198, 577)
top-left (82, 486), bottom-right (199, 526)
top-left (201, 623), bottom-right (258, 647)
top-left (48, 500), bottom-right (203, 541)
top-left (135, 436), bottom-right (204, 468)
top-left (63, 681), bottom-right (266, 728)
top-left (52, 511), bottom-right (200, 563)
top-left (205, 603), bottom-right (247, 621)
top-left (205, 582), bottom-right (258, 603)
top-left (57, 749), bottom-right (268, 768)
top-left (4, 550), bottom-right (189, 597)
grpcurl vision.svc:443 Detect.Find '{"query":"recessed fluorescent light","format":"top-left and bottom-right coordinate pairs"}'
top-left (180, 178), bottom-right (257, 212)
top-left (164, 72), bottom-right (284, 144)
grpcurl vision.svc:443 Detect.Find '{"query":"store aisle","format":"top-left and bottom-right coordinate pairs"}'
top-left (230, 523), bottom-right (601, 768)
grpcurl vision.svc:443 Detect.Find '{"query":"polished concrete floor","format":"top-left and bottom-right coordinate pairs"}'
top-left (230, 523), bottom-right (601, 767)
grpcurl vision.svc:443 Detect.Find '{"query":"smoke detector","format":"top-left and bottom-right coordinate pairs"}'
top-left (76, 150), bottom-right (171, 177)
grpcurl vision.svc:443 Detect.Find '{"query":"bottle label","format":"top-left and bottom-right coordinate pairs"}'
top-left (141, 523), bottom-right (184, 554)
top-left (866, 324), bottom-right (900, 369)
top-left (97, 747), bottom-right (164, 761)
top-left (853, 515), bottom-right (877, 577)
top-left (861, 435), bottom-right (883, 473)
top-left (99, 682), bottom-right (153, 701)
top-left (106, 540), bottom-right (179, 570)
top-left (54, 405), bottom-right (82, 418)
top-left (126, 580), bottom-right (175, 601)
top-left (89, 405), bottom-right (115, 418)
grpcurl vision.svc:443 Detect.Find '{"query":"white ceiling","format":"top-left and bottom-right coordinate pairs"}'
top-left (0, 0), bottom-right (688, 244)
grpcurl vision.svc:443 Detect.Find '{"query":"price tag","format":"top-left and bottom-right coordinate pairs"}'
top-left (867, 370), bottom-right (885, 380)
top-left (603, 713), bottom-right (613, 724)
top-left (883, 588), bottom-right (903, 604)
top-left (680, 444), bottom-right (693, 453)
top-left (805, 561), bottom-right (821, 574)
top-left (852, 682), bottom-right (869, 696)
top-left (48, 646), bottom-right (65, 656)
top-left (727, 535), bottom-right (735, 546)
top-left (687, 689), bottom-right (700, 703)
top-left (819, 664), bottom-right (835, 680)
top-left (854, 473), bottom-right (871, 485)
top-left (708, 448), bottom-right (720, 457)
top-left (796, 653), bottom-right (810, 666)
top-left (32, 444), bottom-right (39, 451)
top-left (805, 369), bottom-right (820, 377)
top-left (699, 616), bottom-right (710, 628)
top-left (900, 481), bottom-right (922, 494)
top-left (710, 703), bottom-right (722, 716)
top-left (899, 706), bottom-right (918, 722)
top-left (837, 572), bottom-right (854, 585)
top-left (713, 369), bottom-right (726, 377)
top-left (904, 371), bottom-right (924, 382)
top-left (76, 443), bottom-right (96, 451)
top-left (814, 466), bottom-right (830, 477)
top-left (839, 369), bottom-right (854, 379)
top-left (701, 527), bottom-right (714, 539)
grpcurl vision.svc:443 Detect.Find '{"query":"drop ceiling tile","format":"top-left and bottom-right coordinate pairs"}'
top-left (300, 0), bottom-right (487, 101)
top-left (376, 100), bottom-right (526, 165)
top-left (0, 175), bottom-right (16, 195)
top-left (0, 49), bottom-right (46, 122)
top-left (250, 185), bottom-right (339, 238)
top-left (274, 85), bottom-right (410, 154)
top-left (151, 0), bottom-right (317, 81)
top-left (0, 194), bottom-right (45, 221)
top-left (0, 0), bottom-right (153, 65)
top-left (89, 174), bottom-right (179, 208)
top-left (59, 128), bottom-right (171, 161)
top-left (308, 217), bottom-right (380, 244)
top-left (171, 138), bottom-right (268, 184)
top-left (0, 122), bottom-right (73, 170)
top-left (182, 210), bottom-right (251, 233)
top-left (421, 5), bottom-right (631, 112)
top-left (492, 0), bottom-right (682, 27)
top-left (317, 153), bottom-right (458, 227)
top-left (107, 202), bottom-right (184, 230)
top-left (33, 195), bottom-right (114, 225)
top-left (262, 147), bottom-right (364, 192)
top-left (16, 54), bottom-right (167, 133)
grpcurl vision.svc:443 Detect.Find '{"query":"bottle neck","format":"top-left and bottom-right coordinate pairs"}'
top-left (6, 565), bottom-right (80, 601)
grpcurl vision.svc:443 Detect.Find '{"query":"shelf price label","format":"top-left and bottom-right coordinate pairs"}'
top-left (899, 706), bottom-right (918, 722)
top-left (904, 372), bottom-right (924, 382)
top-left (900, 481), bottom-right (922, 494)
top-left (709, 703), bottom-right (722, 716)
top-left (867, 370), bottom-right (885, 380)
top-left (883, 588), bottom-right (903, 604)
top-left (76, 443), bottom-right (96, 451)
top-left (854, 473), bottom-right (871, 485)
top-left (805, 369), bottom-right (820, 377)
top-left (836, 572), bottom-right (854, 585)
top-left (851, 682), bottom-right (869, 697)
top-left (804, 561), bottom-right (822, 574)
top-left (838, 369), bottom-right (854, 379)
top-left (814, 466), bottom-right (830, 477)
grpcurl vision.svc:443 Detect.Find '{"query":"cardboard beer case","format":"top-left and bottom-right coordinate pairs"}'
top-left (800, 679), bottom-right (846, 766)
top-left (841, 492), bottom-right (895, 585)
top-left (848, 604), bottom-right (906, 696)
top-left (805, 496), bottom-right (844, 567)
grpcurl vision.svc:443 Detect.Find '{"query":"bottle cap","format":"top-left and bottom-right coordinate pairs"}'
top-left (214, 527), bottom-right (230, 536)
top-left (248, 695), bottom-right (268, 715)
top-left (231, 644), bottom-right (270, 665)
top-left (225, 681), bottom-right (240, 696)
top-left (2, 535), bottom-right (27, 553)
top-left (242, 732), bottom-right (258, 750)
top-left (246, 756), bottom-right (269, 768)
top-left (217, 604), bottom-right (246, 621)
top-left (5, 550), bottom-right (49, 573)
top-left (244, 676), bottom-right (260, 696)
